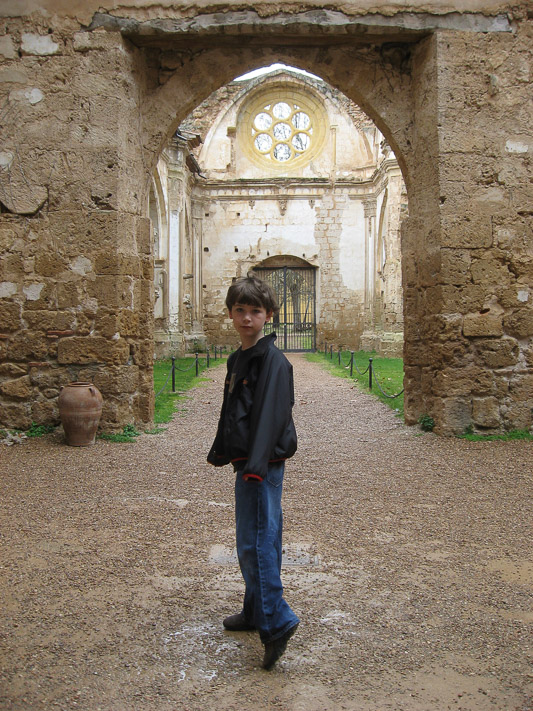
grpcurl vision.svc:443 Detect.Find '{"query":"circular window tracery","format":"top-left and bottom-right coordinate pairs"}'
top-left (238, 84), bottom-right (328, 170)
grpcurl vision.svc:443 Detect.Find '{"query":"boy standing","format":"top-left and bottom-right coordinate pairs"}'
top-left (207, 274), bottom-right (300, 670)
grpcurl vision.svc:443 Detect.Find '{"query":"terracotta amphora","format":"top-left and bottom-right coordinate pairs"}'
top-left (58, 382), bottom-right (103, 446)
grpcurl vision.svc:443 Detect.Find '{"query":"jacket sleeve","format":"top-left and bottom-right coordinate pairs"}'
top-left (207, 359), bottom-right (232, 467)
top-left (241, 352), bottom-right (295, 481)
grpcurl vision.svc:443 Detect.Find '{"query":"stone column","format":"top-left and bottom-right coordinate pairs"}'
top-left (405, 28), bottom-right (533, 435)
top-left (363, 198), bottom-right (377, 324)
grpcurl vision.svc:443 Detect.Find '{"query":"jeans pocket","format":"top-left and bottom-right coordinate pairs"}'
top-left (266, 462), bottom-right (284, 488)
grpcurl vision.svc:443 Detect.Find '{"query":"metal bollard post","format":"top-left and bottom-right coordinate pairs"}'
top-left (207, 349), bottom-right (210, 368)
top-left (350, 351), bottom-right (354, 377)
top-left (171, 356), bottom-right (176, 393)
top-left (368, 357), bottom-right (373, 390)
top-left (195, 353), bottom-right (199, 377)
top-left (338, 349), bottom-right (341, 365)
top-left (330, 345), bottom-right (333, 360)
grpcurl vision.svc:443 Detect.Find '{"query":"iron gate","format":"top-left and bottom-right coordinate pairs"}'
top-left (254, 266), bottom-right (316, 352)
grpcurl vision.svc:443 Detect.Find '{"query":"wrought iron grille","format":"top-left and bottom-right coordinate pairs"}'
top-left (254, 266), bottom-right (316, 352)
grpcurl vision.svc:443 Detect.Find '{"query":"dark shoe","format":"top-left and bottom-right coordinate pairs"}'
top-left (223, 612), bottom-right (255, 631)
top-left (262, 623), bottom-right (299, 670)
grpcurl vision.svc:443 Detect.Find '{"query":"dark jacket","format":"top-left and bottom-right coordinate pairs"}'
top-left (207, 333), bottom-right (297, 481)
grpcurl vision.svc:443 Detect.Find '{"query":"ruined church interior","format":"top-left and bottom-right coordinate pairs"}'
top-left (149, 65), bottom-right (405, 358)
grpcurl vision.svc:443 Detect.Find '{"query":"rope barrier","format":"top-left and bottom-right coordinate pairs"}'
top-left (324, 342), bottom-right (403, 400)
top-left (154, 347), bottom-right (227, 399)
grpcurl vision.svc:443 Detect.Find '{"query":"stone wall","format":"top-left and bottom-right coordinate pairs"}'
top-left (0, 2), bottom-right (531, 435)
top-left (0, 20), bottom-right (154, 429)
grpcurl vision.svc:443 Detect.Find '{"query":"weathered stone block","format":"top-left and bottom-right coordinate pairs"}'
top-left (471, 258), bottom-right (511, 286)
top-left (91, 366), bottom-right (139, 394)
top-left (0, 401), bottom-right (32, 430)
top-left (31, 400), bottom-right (58, 424)
top-left (23, 310), bottom-right (74, 332)
top-left (136, 217), bottom-right (152, 255)
top-left (8, 333), bottom-right (48, 361)
top-left (131, 340), bottom-right (153, 368)
top-left (119, 310), bottom-right (140, 336)
top-left (22, 283), bottom-right (57, 311)
top-left (503, 307), bottom-right (533, 339)
top-left (21, 33), bottom-right (60, 56)
top-left (440, 249), bottom-right (471, 286)
top-left (0, 363), bottom-right (27, 378)
top-left (57, 337), bottom-right (129, 365)
top-left (463, 312), bottom-right (503, 337)
top-left (441, 214), bottom-right (493, 249)
top-left (57, 282), bottom-right (80, 309)
top-left (432, 367), bottom-right (475, 397)
top-left (472, 397), bottom-right (500, 428)
top-left (0, 36), bottom-right (16, 60)
top-left (440, 285), bottom-right (487, 313)
top-left (34, 253), bottom-right (68, 278)
top-left (87, 276), bottom-right (134, 309)
top-left (95, 311), bottom-right (119, 339)
top-left (0, 254), bottom-right (24, 280)
top-left (477, 337), bottom-right (519, 368)
top-left (94, 252), bottom-right (141, 277)
top-left (0, 375), bottom-right (32, 399)
top-left (133, 389), bottom-right (155, 423)
top-left (0, 301), bottom-right (21, 331)
top-left (29, 366), bottom-right (60, 389)
top-left (501, 401), bottom-right (532, 431)
top-left (434, 396), bottom-right (472, 436)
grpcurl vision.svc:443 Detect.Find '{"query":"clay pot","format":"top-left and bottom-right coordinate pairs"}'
top-left (58, 382), bottom-right (103, 446)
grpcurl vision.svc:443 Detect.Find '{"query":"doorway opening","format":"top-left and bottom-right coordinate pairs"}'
top-left (254, 262), bottom-right (317, 352)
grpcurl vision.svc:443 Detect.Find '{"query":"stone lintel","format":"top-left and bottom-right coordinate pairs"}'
top-left (88, 10), bottom-right (512, 48)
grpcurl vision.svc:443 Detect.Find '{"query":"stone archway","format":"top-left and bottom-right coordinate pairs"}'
top-left (1, 5), bottom-right (531, 436)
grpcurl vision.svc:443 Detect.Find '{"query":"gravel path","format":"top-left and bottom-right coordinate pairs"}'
top-left (1, 355), bottom-right (532, 711)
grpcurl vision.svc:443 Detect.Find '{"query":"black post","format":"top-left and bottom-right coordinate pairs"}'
top-left (330, 345), bottom-right (333, 360)
top-left (171, 356), bottom-right (176, 393)
top-left (369, 358), bottom-right (373, 390)
top-left (338, 349), bottom-right (341, 365)
top-left (207, 349), bottom-right (210, 368)
top-left (195, 353), bottom-right (199, 377)
top-left (350, 351), bottom-right (354, 378)
top-left (324, 341), bottom-right (327, 356)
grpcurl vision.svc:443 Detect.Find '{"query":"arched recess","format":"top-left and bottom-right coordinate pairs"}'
top-left (122, 22), bottom-right (442, 430)
top-left (254, 256), bottom-right (317, 352)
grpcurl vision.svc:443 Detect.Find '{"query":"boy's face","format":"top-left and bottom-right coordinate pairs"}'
top-left (229, 302), bottom-right (273, 349)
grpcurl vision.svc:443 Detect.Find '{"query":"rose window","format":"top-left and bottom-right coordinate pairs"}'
top-left (239, 85), bottom-right (328, 170)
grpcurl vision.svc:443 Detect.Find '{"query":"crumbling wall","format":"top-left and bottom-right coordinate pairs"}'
top-left (0, 21), bottom-right (154, 429)
top-left (0, 2), bottom-right (531, 435)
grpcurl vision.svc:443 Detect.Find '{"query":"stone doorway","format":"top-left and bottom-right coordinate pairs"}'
top-left (255, 263), bottom-right (317, 352)
top-left (1, 5), bottom-right (530, 436)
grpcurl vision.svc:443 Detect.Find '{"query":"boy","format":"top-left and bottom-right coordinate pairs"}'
top-left (207, 274), bottom-right (300, 670)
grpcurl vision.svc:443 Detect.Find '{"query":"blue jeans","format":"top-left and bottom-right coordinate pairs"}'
top-left (234, 461), bottom-right (300, 644)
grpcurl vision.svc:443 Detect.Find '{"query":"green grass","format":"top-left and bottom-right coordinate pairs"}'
top-left (25, 422), bottom-right (57, 438)
top-left (306, 350), bottom-right (404, 418)
top-left (99, 424), bottom-right (142, 443)
top-left (458, 429), bottom-right (533, 442)
top-left (153, 355), bottom-right (226, 424)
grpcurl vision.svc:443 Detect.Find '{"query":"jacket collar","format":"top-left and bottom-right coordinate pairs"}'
top-left (240, 331), bottom-right (277, 359)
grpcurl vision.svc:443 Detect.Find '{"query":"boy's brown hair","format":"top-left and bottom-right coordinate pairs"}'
top-left (226, 273), bottom-right (279, 315)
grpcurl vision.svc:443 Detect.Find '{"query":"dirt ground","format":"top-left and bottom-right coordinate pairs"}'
top-left (0, 355), bottom-right (532, 711)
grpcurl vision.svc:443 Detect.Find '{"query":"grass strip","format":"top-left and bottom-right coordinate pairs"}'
top-left (153, 355), bottom-right (226, 424)
top-left (306, 350), bottom-right (404, 418)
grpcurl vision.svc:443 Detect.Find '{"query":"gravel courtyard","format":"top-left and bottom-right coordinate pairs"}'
top-left (1, 355), bottom-right (531, 711)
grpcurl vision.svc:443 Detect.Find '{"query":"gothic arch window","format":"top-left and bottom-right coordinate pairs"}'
top-left (238, 83), bottom-right (328, 170)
